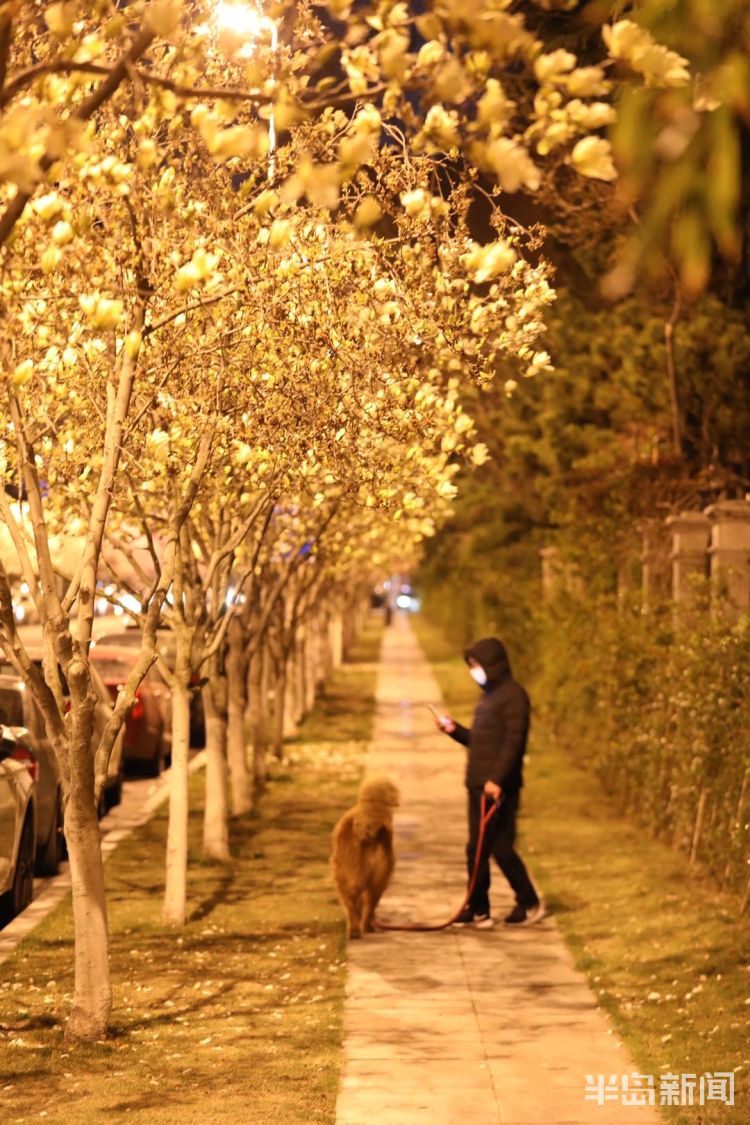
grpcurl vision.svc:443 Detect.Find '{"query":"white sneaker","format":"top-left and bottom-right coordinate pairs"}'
top-left (473, 913), bottom-right (494, 930)
top-left (525, 903), bottom-right (546, 925)
top-left (504, 902), bottom-right (546, 926)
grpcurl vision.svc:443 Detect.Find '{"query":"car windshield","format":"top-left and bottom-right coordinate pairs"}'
top-left (97, 632), bottom-right (175, 661)
top-left (90, 658), bottom-right (131, 681)
top-left (96, 632), bottom-right (141, 647)
top-left (0, 688), bottom-right (24, 727)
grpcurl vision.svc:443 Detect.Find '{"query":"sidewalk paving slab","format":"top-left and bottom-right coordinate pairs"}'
top-left (335, 615), bottom-right (661, 1125)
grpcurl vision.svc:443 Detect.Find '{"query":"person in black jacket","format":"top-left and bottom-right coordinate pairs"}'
top-left (434, 636), bottom-right (544, 928)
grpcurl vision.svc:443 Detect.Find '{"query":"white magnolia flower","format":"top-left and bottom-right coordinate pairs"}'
top-left (571, 136), bottom-right (617, 182)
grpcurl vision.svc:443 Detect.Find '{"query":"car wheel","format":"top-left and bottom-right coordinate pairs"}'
top-left (5, 815), bottom-right (35, 922)
top-left (104, 771), bottom-right (123, 811)
top-left (144, 752), bottom-right (164, 778)
top-left (145, 728), bottom-right (166, 777)
top-left (37, 795), bottom-right (64, 877)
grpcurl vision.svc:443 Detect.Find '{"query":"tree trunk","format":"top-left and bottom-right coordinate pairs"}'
top-left (282, 652), bottom-right (299, 739)
top-left (226, 624), bottom-right (252, 814)
top-left (293, 638), bottom-right (306, 723)
top-left (64, 765), bottom-right (111, 1041)
top-left (342, 600), bottom-right (356, 655)
top-left (273, 664), bottom-right (286, 759)
top-left (689, 787), bottom-right (708, 868)
top-left (250, 651), bottom-right (268, 793)
top-left (202, 664), bottom-right (230, 861)
top-left (304, 628), bottom-right (317, 714)
top-left (163, 679), bottom-right (191, 925)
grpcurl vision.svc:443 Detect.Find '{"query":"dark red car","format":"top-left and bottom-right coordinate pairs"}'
top-left (89, 645), bottom-right (172, 776)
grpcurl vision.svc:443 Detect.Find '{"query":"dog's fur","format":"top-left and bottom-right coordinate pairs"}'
top-left (331, 775), bottom-right (400, 939)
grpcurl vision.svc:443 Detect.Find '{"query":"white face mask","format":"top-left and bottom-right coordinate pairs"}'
top-left (470, 666), bottom-right (487, 687)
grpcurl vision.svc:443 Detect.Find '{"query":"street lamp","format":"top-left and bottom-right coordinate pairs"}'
top-left (214, 2), bottom-right (278, 181)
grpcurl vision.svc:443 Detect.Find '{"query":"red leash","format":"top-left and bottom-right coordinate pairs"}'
top-left (374, 794), bottom-right (500, 933)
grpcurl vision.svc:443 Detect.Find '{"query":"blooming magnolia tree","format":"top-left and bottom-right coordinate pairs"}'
top-left (0, 0), bottom-right (720, 1043)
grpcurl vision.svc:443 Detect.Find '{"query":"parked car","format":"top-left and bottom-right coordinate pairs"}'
top-left (89, 645), bottom-right (172, 776)
top-left (0, 652), bottom-right (125, 817)
top-left (0, 727), bottom-right (37, 925)
top-left (0, 675), bottom-right (64, 874)
top-left (95, 627), bottom-right (206, 747)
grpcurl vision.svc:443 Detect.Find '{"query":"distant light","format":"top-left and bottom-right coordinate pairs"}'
top-left (120, 593), bottom-right (140, 615)
top-left (13, 605), bottom-right (25, 621)
top-left (19, 581), bottom-right (29, 596)
top-left (215, 2), bottom-right (265, 37)
top-left (396, 594), bottom-right (412, 610)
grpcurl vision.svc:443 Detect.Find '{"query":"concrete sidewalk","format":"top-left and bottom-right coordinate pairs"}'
top-left (335, 615), bottom-right (660, 1125)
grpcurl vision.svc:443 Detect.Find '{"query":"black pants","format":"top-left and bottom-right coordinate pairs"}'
top-left (466, 788), bottom-right (538, 914)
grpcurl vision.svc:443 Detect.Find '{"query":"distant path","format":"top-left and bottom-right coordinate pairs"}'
top-left (335, 613), bottom-right (660, 1124)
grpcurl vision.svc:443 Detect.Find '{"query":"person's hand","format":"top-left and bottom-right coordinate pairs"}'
top-left (435, 714), bottom-right (456, 734)
top-left (483, 780), bottom-right (502, 801)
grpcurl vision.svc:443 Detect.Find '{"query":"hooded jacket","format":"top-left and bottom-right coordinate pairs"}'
top-left (448, 637), bottom-right (530, 792)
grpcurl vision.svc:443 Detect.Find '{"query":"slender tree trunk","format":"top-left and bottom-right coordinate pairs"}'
top-left (64, 742), bottom-right (111, 1041)
top-left (329, 612), bottom-right (344, 669)
top-left (342, 600), bottom-right (356, 655)
top-left (664, 284), bottom-right (684, 459)
top-left (294, 637), bottom-right (306, 723)
top-left (690, 788), bottom-right (708, 868)
top-left (282, 651), bottom-right (299, 739)
top-left (273, 664), bottom-right (286, 759)
top-left (741, 873), bottom-right (750, 917)
top-left (163, 680), bottom-right (191, 925)
top-left (250, 651), bottom-right (268, 793)
top-left (202, 664), bottom-right (230, 860)
top-left (226, 624), bottom-right (252, 814)
top-left (304, 629), bottom-right (316, 713)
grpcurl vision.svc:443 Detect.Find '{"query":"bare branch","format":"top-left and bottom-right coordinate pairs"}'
top-left (142, 288), bottom-right (240, 338)
top-left (0, 10), bottom-right (12, 94)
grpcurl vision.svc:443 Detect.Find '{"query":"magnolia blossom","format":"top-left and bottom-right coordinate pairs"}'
top-left (571, 136), bottom-right (617, 182)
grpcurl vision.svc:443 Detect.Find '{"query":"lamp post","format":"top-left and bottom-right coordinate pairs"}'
top-left (214, 3), bottom-right (278, 181)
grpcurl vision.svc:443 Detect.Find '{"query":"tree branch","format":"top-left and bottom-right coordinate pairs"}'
top-left (664, 281), bottom-right (683, 460)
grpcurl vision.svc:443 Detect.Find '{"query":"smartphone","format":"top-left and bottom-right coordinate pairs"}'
top-left (427, 704), bottom-right (447, 727)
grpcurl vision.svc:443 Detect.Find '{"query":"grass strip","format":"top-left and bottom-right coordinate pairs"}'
top-left (413, 615), bottom-right (749, 1125)
top-left (0, 616), bottom-right (383, 1125)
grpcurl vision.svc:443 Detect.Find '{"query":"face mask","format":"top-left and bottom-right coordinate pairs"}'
top-left (470, 666), bottom-right (487, 687)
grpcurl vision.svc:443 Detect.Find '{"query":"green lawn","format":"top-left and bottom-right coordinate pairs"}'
top-left (0, 617), bottom-right (383, 1125)
top-left (413, 616), bottom-right (749, 1125)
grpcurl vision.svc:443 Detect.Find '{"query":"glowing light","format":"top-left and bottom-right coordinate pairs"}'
top-left (396, 594), bottom-right (412, 610)
top-left (120, 593), bottom-right (141, 615)
top-left (215, 2), bottom-right (272, 40)
top-left (212, 2), bottom-right (278, 177)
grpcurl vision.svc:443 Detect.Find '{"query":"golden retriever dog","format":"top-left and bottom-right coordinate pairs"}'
top-left (331, 775), bottom-right (400, 939)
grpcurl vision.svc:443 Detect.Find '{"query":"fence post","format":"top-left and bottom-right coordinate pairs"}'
top-left (706, 500), bottom-right (750, 619)
top-left (665, 510), bottom-right (710, 603)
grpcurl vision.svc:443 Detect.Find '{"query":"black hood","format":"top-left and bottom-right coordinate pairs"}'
top-left (464, 637), bottom-right (511, 686)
